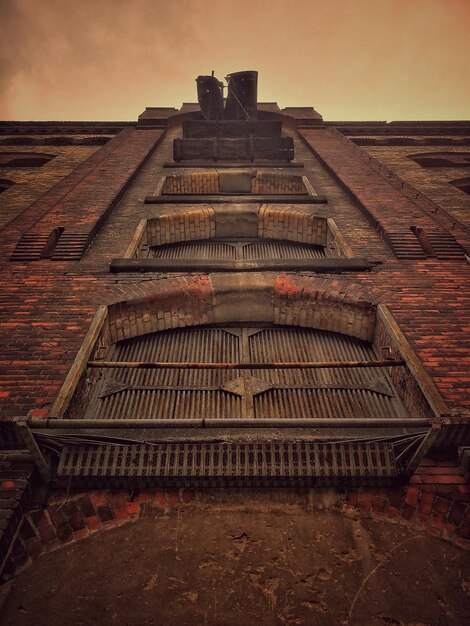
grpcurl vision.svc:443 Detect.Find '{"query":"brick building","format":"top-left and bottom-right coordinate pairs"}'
top-left (0, 78), bottom-right (469, 621)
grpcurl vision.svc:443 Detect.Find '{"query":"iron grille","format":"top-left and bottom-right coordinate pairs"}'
top-left (51, 230), bottom-right (91, 261)
top-left (56, 441), bottom-right (398, 487)
top-left (381, 230), bottom-right (427, 259)
top-left (10, 233), bottom-right (52, 261)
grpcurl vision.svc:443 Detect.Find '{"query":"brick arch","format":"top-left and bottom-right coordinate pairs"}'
top-left (51, 274), bottom-right (381, 419)
top-left (106, 274), bottom-right (376, 344)
top-left (140, 205), bottom-right (343, 252)
top-left (257, 205), bottom-right (328, 246)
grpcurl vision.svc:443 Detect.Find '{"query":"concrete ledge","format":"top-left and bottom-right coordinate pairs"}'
top-left (109, 258), bottom-right (374, 273)
top-left (163, 161), bottom-right (305, 168)
top-left (144, 194), bottom-right (328, 204)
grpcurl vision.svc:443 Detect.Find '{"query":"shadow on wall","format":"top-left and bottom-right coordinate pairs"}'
top-left (0, 152), bottom-right (55, 167)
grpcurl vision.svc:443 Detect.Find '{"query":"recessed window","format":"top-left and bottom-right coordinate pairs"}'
top-left (450, 176), bottom-right (470, 196)
top-left (121, 209), bottom-right (351, 268)
top-left (408, 152), bottom-right (470, 168)
top-left (69, 324), bottom-right (408, 421)
top-left (0, 152), bottom-right (55, 167)
top-left (0, 178), bottom-right (14, 194)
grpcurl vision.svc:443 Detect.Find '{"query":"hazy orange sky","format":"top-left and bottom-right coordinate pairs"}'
top-left (0, 0), bottom-right (469, 122)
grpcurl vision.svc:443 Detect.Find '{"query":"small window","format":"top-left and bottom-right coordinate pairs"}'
top-left (450, 176), bottom-right (470, 196)
top-left (0, 178), bottom-right (14, 194)
top-left (0, 152), bottom-right (55, 167)
top-left (408, 152), bottom-right (470, 168)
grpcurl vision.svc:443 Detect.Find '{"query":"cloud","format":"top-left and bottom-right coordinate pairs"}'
top-left (0, 0), bottom-right (469, 120)
top-left (0, 0), bottom-right (205, 119)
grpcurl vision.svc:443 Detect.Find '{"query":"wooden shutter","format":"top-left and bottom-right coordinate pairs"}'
top-left (87, 326), bottom-right (407, 421)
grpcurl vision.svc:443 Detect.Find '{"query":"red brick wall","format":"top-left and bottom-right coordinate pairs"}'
top-left (0, 126), bottom-right (468, 414)
top-left (0, 138), bottom-right (112, 230)
top-left (0, 122), bottom-right (469, 580)
top-left (298, 129), bottom-right (470, 411)
top-left (3, 127), bottom-right (162, 257)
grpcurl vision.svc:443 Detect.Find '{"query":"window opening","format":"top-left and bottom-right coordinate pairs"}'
top-left (0, 178), bottom-right (14, 194)
top-left (450, 176), bottom-right (470, 196)
top-left (81, 325), bottom-right (408, 422)
top-left (0, 152), bottom-right (55, 167)
top-left (408, 152), bottom-right (470, 168)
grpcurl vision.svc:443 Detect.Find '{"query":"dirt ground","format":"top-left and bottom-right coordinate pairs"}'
top-left (1, 498), bottom-right (469, 626)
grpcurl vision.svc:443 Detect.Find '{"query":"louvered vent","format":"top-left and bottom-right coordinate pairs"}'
top-left (380, 229), bottom-right (427, 259)
top-left (10, 234), bottom-right (51, 261)
top-left (56, 441), bottom-right (398, 487)
top-left (10, 227), bottom-right (63, 262)
top-left (379, 226), bottom-right (467, 261)
top-left (421, 230), bottom-right (466, 260)
top-left (51, 230), bottom-right (91, 261)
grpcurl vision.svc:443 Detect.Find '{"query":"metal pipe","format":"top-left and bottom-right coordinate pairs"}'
top-left (204, 418), bottom-right (428, 428)
top-left (27, 417), bottom-right (430, 429)
top-left (87, 359), bottom-right (406, 370)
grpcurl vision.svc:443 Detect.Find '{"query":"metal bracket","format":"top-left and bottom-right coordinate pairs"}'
top-left (14, 417), bottom-right (51, 481)
top-left (399, 422), bottom-right (441, 482)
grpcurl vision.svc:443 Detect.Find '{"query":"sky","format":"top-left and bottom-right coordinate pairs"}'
top-left (0, 0), bottom-right (469, 122)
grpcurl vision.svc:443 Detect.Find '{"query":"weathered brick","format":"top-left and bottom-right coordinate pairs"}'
top-left (77, 495), bottom-right (95, 518)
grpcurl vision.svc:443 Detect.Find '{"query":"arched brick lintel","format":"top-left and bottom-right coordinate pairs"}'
top-left (143, 205), bottom-right (333, 249)
top-left (106, 273), bottom-right (376, 344)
